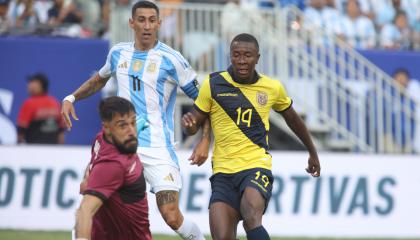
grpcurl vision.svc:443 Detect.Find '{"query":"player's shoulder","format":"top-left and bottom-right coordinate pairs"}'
top-left (157, 42), bottom-right (189, 66)
top-left (109, 42), bottom-right (133, 52)
top-left (259, 74), bottom-right (284, 86)
top-left (207, 70), bottom-right (227, 83)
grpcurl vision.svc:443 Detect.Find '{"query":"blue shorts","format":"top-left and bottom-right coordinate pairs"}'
top-left (209, 168), bottom-right (273, 217)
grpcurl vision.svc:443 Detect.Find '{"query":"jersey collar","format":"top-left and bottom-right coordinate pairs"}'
top-left (227, 65), bottom-right (261, 85)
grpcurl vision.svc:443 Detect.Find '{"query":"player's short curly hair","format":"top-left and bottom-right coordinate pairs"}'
top-left (99, 96), bottom-right (136, 122)
top-left (132, 0), bottom-right (159, 17)
top-left (230, 33), bottom-right (259, 51)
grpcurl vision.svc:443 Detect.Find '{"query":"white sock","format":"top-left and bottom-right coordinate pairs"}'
top-left (175, 218), bottom-right (205, 240)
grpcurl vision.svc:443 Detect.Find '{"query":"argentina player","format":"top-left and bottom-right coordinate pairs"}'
top-left (62, 1), bottom-right (210, 240)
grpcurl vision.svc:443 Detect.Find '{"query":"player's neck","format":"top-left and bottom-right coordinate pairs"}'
top-left (134, 40), bottom-right (158, 51)
top-left (103, 134), bottom-right (114, 145)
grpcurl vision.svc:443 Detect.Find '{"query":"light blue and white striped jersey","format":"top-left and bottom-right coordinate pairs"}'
top-left (98, 41), bottom-right (198, 165)
top-left (335, 16), bottom-right (376, 49)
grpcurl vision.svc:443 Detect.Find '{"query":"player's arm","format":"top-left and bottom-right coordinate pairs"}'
top-left (75, 194), bottom-right (103, 240)
top-left (183, 108), bottom-right (211, 166)
top-left (75, 160), bottom-right (124, 239)
top-left (280, 106), bottom-right (321, 177)
top-left (61, 73), bottom-right (110, 130)
top-left (182, 106), bottom-right (208, 136)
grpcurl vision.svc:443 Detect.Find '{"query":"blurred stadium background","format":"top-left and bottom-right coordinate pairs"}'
top-left (0, 0), bottom-right (419, 239)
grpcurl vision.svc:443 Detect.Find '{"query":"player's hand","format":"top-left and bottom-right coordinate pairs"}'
top-left (306, 154), bottom-right (321, 177)
top-left (189, 137), bottom-right (210, 166)
top-left (182, 112), bottom-right (198, 135)
top-left (61, 100), bottom-right (79, 131)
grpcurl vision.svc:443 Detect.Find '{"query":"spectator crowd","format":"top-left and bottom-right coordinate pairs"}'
top-left (0, 0), bottom-right (418, 50)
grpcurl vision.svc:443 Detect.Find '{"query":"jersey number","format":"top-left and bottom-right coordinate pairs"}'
top-left (236, 107), bottom-right (253, 127)
top-left (130, 75), bottom-right (141, 91)
top-left (255, 171), bottom-right (270, 188)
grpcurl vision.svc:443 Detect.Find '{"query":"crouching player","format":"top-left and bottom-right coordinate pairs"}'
top-left (75, 96), bottom-right (152, 240)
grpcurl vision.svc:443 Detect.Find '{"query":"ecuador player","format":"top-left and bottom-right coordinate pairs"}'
top-left (182, 33), bottom-right (321, 240)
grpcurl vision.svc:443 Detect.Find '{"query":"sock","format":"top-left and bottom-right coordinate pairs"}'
top-left (246, 226), bottom-right (270, 240)
top-left (175, 218), bottom-right (205, 240)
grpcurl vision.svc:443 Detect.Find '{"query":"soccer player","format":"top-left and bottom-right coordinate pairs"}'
top-left (182, 33), bottom-right (321, 240)
top-left (75, 96), bottom-right (151, 240)
top-left (62, 1), bottom-right (208, 239)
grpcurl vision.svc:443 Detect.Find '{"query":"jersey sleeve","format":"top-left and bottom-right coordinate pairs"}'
top-left (272, 81), bottom-right (292, 112)
top-left (169, 52), bottom-right (198, 99)
top-left (85, 160), bottom-right (124, 201)
top-left (194, 76), bottom-right (212, 113)
top-left (98, 45), bottom-right (119, 79)
top-left (17, 100), bottom-right (33, 128)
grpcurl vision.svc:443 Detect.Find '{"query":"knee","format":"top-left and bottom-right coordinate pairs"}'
top-left (241, 205), bottom-right (262, 230)
top-left (161, 208), bottom-right (183, 230)
top-left (242, 214), bottom-right (261, 231)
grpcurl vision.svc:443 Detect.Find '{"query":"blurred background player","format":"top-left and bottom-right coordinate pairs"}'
top-left (182, 33), bottom-right (321, 240)
top-left (61, 1), bottom-right (208, 239)
top-left (75, 96), bottom-right (151, 240)
top-left (17, 73), bottom-right (65, 144)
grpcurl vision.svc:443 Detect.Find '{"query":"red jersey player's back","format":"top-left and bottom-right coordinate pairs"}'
top-left (85, 130), bottom-right (151, 240)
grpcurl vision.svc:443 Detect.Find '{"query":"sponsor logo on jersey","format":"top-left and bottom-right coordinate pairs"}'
top-left (216, 92), bottom-right (238, 97)
top-left (118, 61), bottom-right (128, 69)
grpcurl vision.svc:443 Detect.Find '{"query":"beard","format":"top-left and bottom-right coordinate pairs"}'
top-left (112, 136), bottom-right (138, 154)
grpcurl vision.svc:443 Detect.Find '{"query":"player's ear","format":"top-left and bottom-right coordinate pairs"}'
top-left (256, 53), bottom-right (260, 64)
top-left (103, 122), bottom-right (111, 135)
top-left (128, 18), bottom-right (134, 29)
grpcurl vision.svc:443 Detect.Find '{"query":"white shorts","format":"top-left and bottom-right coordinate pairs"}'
top-left (138, 148), bottom-right (182, 193)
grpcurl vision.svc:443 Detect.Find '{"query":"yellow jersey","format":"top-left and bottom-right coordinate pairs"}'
top-left (194, 69), bottom-right (292, 174)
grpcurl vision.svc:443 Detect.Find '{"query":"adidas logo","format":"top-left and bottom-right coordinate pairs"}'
top-left (163, 173), bottom-right (175, 182)
top-left (118, 62), bottom-right (128, 69)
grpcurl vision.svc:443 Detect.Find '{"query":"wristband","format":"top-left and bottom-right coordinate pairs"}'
top-left (63, 94), bottom-right (76, 103)
top-left (75, 238), bottom-right (88, 240)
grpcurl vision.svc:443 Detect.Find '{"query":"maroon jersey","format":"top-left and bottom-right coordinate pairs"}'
top-left (85, 130), bottom-right (152, 240)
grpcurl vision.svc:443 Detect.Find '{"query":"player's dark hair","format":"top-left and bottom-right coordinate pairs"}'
top-left (99, 96), bottom-right (136, 122)
top-left (27, 73), bottom-right (49, 93)
top-left (132, 0), bottom-right (159, 17)
top-left (230, 33), bottom-right (259, 51)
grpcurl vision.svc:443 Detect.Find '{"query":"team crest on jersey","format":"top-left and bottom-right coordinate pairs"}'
top-left (257, 91), bottom-right (268, 106)
top-left (132, 60), bottom-right (143, 72)
top-left (147, 61), bottom-right (157, 73)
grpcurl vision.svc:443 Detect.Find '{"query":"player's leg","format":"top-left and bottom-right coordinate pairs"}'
top-left (209, 202), bottom-right (240, 240)
top-left (155, 190), bottom-right (182, 229)
top-left (238, 168), bottom-right (273, 240)
top-left (209, 173), bottom-right (241, 240)
top-left (240, 187), bottom-right (269, 240)
top-left (141, 157), bottom-right (204, 240)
